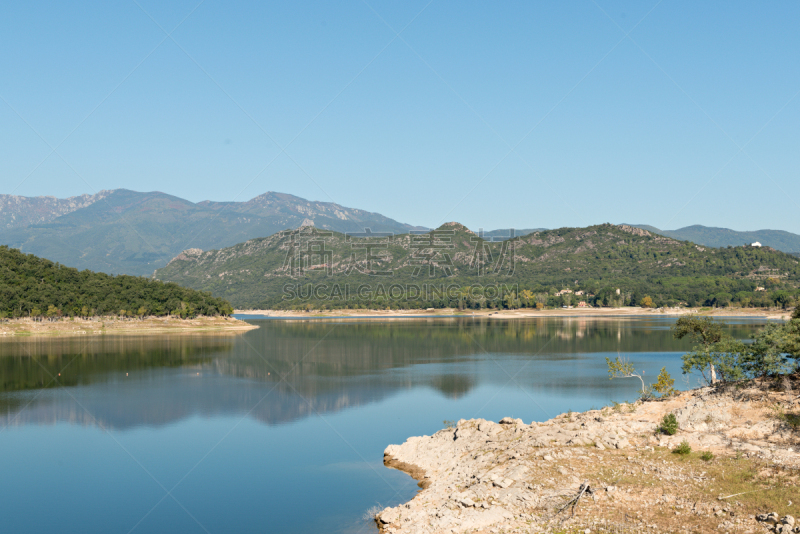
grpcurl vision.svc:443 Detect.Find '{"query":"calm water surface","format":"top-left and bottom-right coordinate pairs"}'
top-left (0, 316), bottom-right (768, 533)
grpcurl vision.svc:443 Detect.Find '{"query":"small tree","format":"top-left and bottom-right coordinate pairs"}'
top-left (673, 315), bottom-right (726, 383)
top-left (606, 355), bottom-right (651, 399)
top-left (640, 296), bottom-right (655, 308)
top-left (652, 367), bottom-right (676, 397)
top-left (680, 337), bottom-right (747, 384)
top-left (659, 413), bottom-right (679, 435)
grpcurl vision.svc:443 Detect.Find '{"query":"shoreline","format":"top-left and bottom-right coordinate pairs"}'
top-left (234, 307), bottom-right (792, 321)
top-left (376, 378), bottom-right (800, 534)
top-left (0, 316), bottom-right (258, 338)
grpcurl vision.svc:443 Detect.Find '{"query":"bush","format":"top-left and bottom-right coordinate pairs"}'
top-left (659, 413), bottom-right (679, 435)
top-left (652, 367), bottom-right (676, 397)
top-left (673, 440), bottom-right (692, 455)
top-left (700, 451), bottom-right (714, 461)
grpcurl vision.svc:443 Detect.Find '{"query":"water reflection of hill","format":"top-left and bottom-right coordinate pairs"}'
top-left (0, 318), bottom-right (764, 430)
top-left (0, 335), bottom-right (233, 392)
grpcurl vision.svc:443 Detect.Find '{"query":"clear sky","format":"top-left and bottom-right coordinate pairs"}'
top-left (2, 1), bottom-right (799, 233)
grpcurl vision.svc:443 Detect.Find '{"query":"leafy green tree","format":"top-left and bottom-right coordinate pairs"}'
top-left (673, 315), bottom-right (724, 346)
top-left (680, 337), bottom-right (747, 384)
top-left (673, 315), bottom-right (726, 383)
top-left (640, 296), bottom-right (655, 308)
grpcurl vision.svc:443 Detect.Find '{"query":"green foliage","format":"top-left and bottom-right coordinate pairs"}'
top-left (443, 420), bottom-right (456, 429)
top-left (673, 440), bottom-right (692, 455)
top-left (0, 246), bottom-right (233, 318)
top-left (659, 413), bottom-right (679, 435)
top-left (652, 367), bottom-right (676, 397)
top-left (675, 316), bottom-right (747, 384)
top-left (673, 315), bottom-right (724, 347)
top-left (680, 338), bottom-right (748, 384)
top-left (740, 322), bottom-right (794, 377)
top-left (640, 295), bottom-right (655, 308)
top-left (675, 314), bottom-right (800, 384)
top-left (606, 355), bottom-right (635, 379)
top-left (700, 450), bottom-right (714, 461)
top-left (153, 224), bottom-right (800, 310)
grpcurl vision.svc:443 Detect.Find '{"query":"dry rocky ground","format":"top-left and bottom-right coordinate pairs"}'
top-left (0, 316), bottom-right (257, 336)
top-left (378, 376), bottom-right (800, 534)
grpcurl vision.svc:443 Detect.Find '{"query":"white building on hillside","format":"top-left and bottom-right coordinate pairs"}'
top-left (751, 242), bottom-right (762, 247)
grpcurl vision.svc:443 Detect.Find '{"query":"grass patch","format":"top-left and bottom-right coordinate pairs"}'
top-left (778, 411), bottom-right (800, 430)
top-left (672, 440), bottom-right (692, 455)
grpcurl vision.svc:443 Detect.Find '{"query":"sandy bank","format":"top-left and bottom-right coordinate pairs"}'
top-left (377, 377), bottom-right (800, 534)
top-left (235, 307), bottom-right (792, 321)
top-left (0, 316), bottom-right (258, 337)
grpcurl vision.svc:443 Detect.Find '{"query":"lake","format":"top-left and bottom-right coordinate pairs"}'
top-left (0, 316), bottom-right (768, 533)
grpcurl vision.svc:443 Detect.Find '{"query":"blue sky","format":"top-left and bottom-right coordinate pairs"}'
top-left (2, 1), bottom-right (799, 232)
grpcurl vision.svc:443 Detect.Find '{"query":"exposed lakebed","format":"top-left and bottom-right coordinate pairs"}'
top-left (0, 317), bottom-right (769, 533)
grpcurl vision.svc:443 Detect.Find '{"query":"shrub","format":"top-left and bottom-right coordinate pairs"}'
top-left (673, 440), bottom-right (692, 455)
top-left (700, 451), bottom-right (714, 461)
top-left (659, 413), bottom-right (679, 435)
top-left (652, 367), bottom-right (676, 397)
top-left (443, 420), bottom-right (456, 429)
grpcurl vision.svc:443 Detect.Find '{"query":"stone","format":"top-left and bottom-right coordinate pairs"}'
top-left (459, 497), bottom-right (475, 508)
top-left (783, 516), bottom-right (796, 527)
top-left (379, 508), bottom-right (400, 524)
top-left (499, 417), bottom-right (515, 425)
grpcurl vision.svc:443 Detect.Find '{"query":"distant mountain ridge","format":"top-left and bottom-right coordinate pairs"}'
top-left (0, 191), bottom-right (112, 230)
top-left (630, 224), bottom-right (800, 253)
top-left (0, 189), bottom-right (423, 276)
top-left (155, 222), bottom-right (800, 310)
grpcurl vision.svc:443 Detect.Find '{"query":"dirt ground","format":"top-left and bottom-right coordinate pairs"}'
top-left (0, 315), bottom-right (258, 337)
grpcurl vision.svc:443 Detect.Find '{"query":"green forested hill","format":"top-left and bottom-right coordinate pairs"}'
top-left (0, 246), bottom-right (233, 318)
top-left (154, 223), bottom-right (800, 310)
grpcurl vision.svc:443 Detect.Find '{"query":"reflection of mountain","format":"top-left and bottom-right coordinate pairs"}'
top-left (0, 335), bottom-right (234, 392)
top-left (0, 318), bottom-right (763, 430)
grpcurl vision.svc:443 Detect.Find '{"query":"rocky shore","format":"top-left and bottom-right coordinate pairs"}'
top-left (378, 376), bottom-right (800, 533)
top-left (0, 316), bottom-right (258, 337)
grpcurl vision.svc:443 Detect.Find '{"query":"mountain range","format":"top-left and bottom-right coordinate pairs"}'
top-left (154, 223), bottom-right (800, 309)
top-left (2, 188), bottom-right (800, 277)
top-left (0, 189), bottom-right (424, 276)
top-left (631, 224), bottom-right (800, 254)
